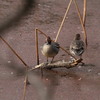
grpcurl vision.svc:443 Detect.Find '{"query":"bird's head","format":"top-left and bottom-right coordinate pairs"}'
top-left (75, 34), bottom-right (81, 40)
top-left (46, 36), bottom-right (52, 44)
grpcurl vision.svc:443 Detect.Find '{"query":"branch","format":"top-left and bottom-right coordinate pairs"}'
top-left (29, 58), bottom-right (82, 71)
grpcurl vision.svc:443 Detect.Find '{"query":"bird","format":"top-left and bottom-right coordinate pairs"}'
top-left (41, 36), bottom-right (60, 63)
top-left (70, 34), bottom-right (85, 62)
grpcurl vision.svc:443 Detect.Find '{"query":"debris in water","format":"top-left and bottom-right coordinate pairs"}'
top-left (8, 60), bottom-right (11, 63)
top-left (78, 77), bottom-right (82, 81)
top-left (78, 66), bottom-right (82, 69)
top-left (11, 72), bottom-right (14, 75)
top-left (88, 69), bottom-right (92, 72)
top-left (97, 73), bottom-right (100, 76)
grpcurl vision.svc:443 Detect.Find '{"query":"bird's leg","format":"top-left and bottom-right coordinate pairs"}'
top-left (51, 57), bottom-right (54, 63)
top-left (79, 55), bottom-right (85, 66)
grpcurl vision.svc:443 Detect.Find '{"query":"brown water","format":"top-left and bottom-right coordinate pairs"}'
top-left (0, 0), bottom-right (100, 100)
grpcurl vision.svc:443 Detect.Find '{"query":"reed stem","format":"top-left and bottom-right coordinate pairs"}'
top-left (55, 0), bottom-right (73, 42)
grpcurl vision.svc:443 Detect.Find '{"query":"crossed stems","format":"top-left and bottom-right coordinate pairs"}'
top-left (55, 0), bottom-right (87, 48)
top-left (35, 0), bottom-right (87, 64)
top-left (35, 28), bottom-right (77, 65)
top-left (0, 0), bottom-right (87, 80)
top-left (0, 35), bottom-right (29, 100)
top-left (0, 1), bottom-right (87, 100)
top-left (0, 0), bottom-right (87, 81)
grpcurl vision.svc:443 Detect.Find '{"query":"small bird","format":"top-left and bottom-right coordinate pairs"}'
top-left (41, 36), bottom-right (60, 63)
top-left (70, 34), bottom-right (84, 61)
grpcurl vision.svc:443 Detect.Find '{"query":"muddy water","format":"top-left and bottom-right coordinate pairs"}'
top-left (0, 0), bottom-right (100, 100)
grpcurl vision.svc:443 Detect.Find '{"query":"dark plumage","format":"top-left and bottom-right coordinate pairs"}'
top-left (70, 34), bottom-right (84, 58)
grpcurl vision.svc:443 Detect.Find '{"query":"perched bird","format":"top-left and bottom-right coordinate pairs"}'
top-left (70, 34), bottom-right (84, 61)
top-left (41, 36), bottom-right (60, 63)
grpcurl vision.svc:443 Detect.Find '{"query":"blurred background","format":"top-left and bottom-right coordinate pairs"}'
top-left (0, 0), bottom-right (100, 100)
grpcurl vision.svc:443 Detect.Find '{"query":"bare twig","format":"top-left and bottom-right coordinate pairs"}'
top-left (35, 29), bottom-right (43, 77)
top-left (29, 58), bottom-right (82, 71)
top-left (35, 29), bottom-right (39, 65)
top-left (36, 28), bottom-right (48, 37)
top-left (73, 0), bottom-right (87, 47)
top-left (0, 36), bottom-right (29, 96)
top-left (22, 74), bottom-right (28, 100)
top-left (83, 0), bottom-right (87, 27)
top-left (55, 0), bottom-right (73, 42)
top-left (0, 35), bottom-right (28, 68)
top-left (59, 46), bottom-right (77, 60)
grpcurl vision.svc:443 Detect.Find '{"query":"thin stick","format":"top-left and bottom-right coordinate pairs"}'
top-left (22, 75), bottom-right (28, 100)
top-left (73, 0), bottom-right (87, 47)
top-left (35, 29), bottom-right (44, 77)
top-left (36, 28), bottom-right (48, 37)
top-left (83, 0), bottom-right (87, 26)
top-left (0, 35), bottom-right (28, 67)
top-left (35, 29), bottom-right (39, 65)
top-left (35, 29), bottom-right (76, 60)
top-left (59, 46), bottom-right (76, 60)
top-left (55, 0), bottom-right (73, 42)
